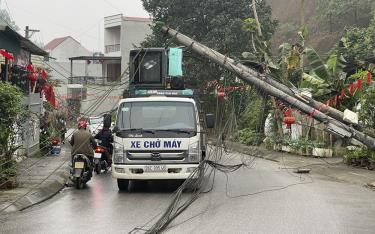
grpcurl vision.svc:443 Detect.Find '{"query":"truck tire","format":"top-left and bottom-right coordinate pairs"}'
top-left (117, 179), bottom-right (129, 191)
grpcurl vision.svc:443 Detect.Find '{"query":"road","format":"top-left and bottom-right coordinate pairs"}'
top-left (1, 151), bottom-right (375, 234)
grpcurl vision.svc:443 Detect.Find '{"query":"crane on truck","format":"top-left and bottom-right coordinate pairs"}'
top-left (112, 48), bottom-right (215, 191)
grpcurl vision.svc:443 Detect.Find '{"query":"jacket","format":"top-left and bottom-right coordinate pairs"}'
top-left (95, 128), bottom-right (113, 148)
top-left (70, 129), bottom-right (97, 157)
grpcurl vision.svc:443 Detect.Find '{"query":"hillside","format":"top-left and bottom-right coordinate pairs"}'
top-left (267, 0), bottom-right (344, 54)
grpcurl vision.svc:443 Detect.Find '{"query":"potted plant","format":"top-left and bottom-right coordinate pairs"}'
top-left (50, 136), bottom-right (61, 156)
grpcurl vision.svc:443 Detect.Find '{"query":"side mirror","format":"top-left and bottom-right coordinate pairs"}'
top-left (205, 114), bottom-right (215, 129)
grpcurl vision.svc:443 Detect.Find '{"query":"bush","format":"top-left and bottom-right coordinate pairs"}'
top-left (344, 148), bottom-right (375, 165)
top-left (360, 88), bottom-right (375, 129)
top-left (0, 81), bottom-right (23, 156)
top-left (239, 128), bottom-right (256, 146)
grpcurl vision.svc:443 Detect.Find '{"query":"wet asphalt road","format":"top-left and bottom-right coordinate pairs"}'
top-left (1, 153), bottom-right (375, 234)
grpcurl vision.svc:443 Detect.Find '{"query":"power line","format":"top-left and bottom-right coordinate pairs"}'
top-left (102, 0), bottom-right (123, 13)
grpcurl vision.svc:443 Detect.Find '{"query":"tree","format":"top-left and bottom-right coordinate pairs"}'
top-left (141, 0), bottom-right (277, 87)
top-left (317, 0), bottom-right (374, 32)
top-left (0, 81), bottom-right (23, 186)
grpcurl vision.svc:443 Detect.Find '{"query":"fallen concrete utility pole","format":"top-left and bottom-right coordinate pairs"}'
top-left (161, 26), bottom-right (375, 149)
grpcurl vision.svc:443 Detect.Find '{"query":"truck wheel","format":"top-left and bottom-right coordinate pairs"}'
top-left (117, 179), bottom-right (129, 191)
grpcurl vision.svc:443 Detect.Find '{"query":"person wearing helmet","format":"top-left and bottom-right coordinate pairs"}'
top-left (70, 119), bottom-right (97, 170)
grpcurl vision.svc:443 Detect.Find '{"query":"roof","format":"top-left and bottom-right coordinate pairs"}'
top-left (44, 36), bottom-right (69, 51)
top-left (0, 24), bottom-right (48, 56)
top-left (69, 56), bottom-right (121, 61)
top-left (123, 16), bottom-right (152, 22)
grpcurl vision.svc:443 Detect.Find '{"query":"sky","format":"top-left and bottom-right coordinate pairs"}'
top-left (2, 0), bottom-right (149, 52)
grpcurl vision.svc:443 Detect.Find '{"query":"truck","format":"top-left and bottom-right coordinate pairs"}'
top-left (112, 48), bottom-right (215, 191)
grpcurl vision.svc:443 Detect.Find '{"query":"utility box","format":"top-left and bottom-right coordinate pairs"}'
top-left (129, 48), bottom-right (167, 89)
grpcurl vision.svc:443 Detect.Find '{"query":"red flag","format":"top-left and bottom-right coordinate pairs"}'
top-left (49, 86), bottom-right (58, 108)
top-left (368, 71), bottom-right (372, 85)
top-left (43, 84), bottom-right (58, 108)
top-left (349, 83), bottom-right (354, 96)
top-left (334, 95), bottom-right (338, 107)
top-left (0, 49), bottom-right (14, 60)
top-left (41, 70), bottom-right (48, 80)
top-left (356, 79), bottom-right (362, 90)
top-left (340, 90), bottom-right (345, 99)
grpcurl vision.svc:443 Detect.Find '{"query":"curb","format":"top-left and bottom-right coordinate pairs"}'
top-left (3, 164), bottom-right (70, 213)
top-left (209, 139), bottom-right (280, 162)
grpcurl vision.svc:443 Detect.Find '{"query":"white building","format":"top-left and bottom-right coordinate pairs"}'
top-left (104, 14), bottom-right (152, 74)
top-left (44, 36), bottom-right (101, 96)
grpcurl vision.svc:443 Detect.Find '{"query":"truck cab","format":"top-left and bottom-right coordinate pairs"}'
top-left (112, 48), bottom-right (214, 190)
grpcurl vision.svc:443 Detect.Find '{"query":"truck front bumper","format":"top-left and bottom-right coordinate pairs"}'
top-left (112, 164), bottom-right (199, 180)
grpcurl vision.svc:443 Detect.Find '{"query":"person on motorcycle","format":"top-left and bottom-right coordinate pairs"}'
top-left (70, 119), bottom-right (97, 173)
top-left (95, 126), bottom-right (113, 165)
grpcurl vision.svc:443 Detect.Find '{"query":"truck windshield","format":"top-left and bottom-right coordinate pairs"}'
top-left (117, 101), bottom-right (196, 131)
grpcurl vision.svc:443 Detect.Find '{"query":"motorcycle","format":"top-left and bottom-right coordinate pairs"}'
top-left (93, 145), bottom-right (110, 174)
top-left (71, 154), bottom-right (92, 189)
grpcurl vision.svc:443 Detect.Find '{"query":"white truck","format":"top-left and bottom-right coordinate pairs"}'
top-left (112, 89), bottom-right (214, 190)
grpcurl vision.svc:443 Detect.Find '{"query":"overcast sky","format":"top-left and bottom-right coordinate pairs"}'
top-left (3, 0), bottom-right (149, 52)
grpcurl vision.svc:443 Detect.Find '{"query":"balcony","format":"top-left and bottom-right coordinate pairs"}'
top-left (105, 44), bottom-right (120, 54)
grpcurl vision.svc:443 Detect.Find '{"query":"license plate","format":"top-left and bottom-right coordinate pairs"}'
top-left (144, 165), bottom-right (167, 173)
top-left (74, 162), bottom-right (84, 169)
top-left (94, 153), bottom-right (102, 159)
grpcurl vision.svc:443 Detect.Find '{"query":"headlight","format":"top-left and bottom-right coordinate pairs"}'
top-left (113, 143), bottom-right (125, 164)
top-left (188, 141), bottom-right (200, 162)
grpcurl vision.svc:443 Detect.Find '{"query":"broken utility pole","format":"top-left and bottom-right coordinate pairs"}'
top-left (161, 26), bottom-right (375, 149)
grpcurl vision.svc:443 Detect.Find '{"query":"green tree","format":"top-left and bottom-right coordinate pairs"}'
top-left (0, 82), bottom-right (23, 168)
top-left (0, 82), bottom-right (23, 187)
top-left (317, 0), bottom-right (374, 32)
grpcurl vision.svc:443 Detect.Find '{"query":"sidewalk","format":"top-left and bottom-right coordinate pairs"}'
top-left (223, 141), bottom-right (375, 189)
top-left (0, 144), bottom-right (70, 214)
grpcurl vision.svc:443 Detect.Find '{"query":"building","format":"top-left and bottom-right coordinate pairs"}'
top-left (0, 23), bottom-right (48, 157)
top-left (104, 14), bottom-right (152, 75)
top-left (44, 36), bottom-right (101, 86)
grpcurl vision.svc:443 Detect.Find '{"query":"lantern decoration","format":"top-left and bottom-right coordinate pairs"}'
top-left (217, 88), bottom-right (225, 102)
top-left (283, 116), bottom-right (296, 128)
top-left (26, 63), bottom-right (34, 72)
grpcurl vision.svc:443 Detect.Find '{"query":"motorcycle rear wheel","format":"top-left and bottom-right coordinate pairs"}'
top-left (95, 164), bottom-right (101, 174)
top-left (75, 177), bottom-right (84, 189)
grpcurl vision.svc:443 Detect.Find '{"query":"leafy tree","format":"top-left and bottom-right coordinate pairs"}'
top-left (0, 81), bottom-right (23, 186)
top-left (141, 0), bottom-right (278, 87)
top-left (0, 81), bottom-right (23, 157)
top-left (317, 0), bottom-right (374, 32)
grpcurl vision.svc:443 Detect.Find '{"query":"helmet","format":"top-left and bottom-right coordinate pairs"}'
top-left (78, 119), bottom-right (87, 129)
